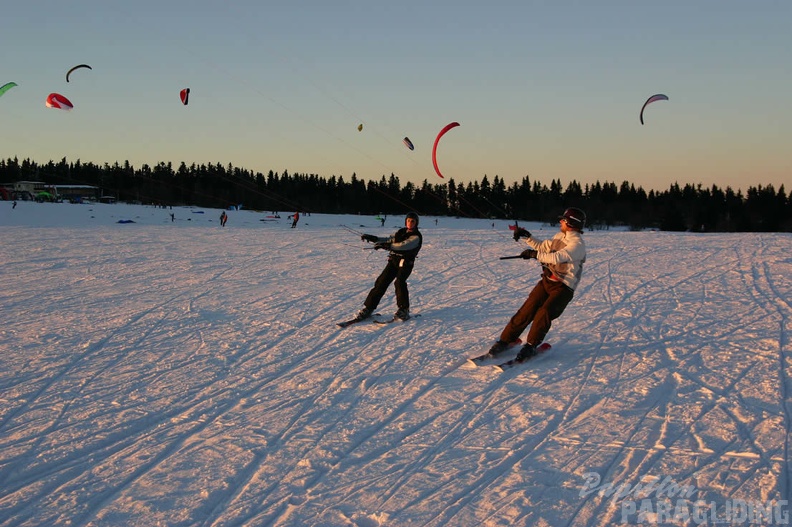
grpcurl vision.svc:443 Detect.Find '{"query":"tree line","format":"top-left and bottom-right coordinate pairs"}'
top-left (2, 156), bottom-right (791, 232)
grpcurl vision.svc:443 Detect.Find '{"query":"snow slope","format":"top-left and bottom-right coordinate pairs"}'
top-left (1, 202), bottom-right (791, 526)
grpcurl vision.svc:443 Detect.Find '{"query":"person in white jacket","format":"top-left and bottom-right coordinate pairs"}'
top-left (487, 207), bottom-right (588, 362)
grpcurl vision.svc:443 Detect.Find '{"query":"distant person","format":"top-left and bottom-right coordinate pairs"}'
top-left (483, 207), bottom-right (587, 362)
top-left (353, 212), bottom-right (422, 322)
top-left (380, 215), bottom-right (386, 227)
top-left (12, 201), bottom-right (17, 209)
top-left (291, 211), bottom-right (300, 228)
top-left (220, 211), bottom-right (228, 227)
top-left (170, 213), bottom-right (175, 222)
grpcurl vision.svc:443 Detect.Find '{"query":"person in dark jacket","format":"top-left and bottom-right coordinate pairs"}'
top-left (355, 212), bottom-right (422, 321)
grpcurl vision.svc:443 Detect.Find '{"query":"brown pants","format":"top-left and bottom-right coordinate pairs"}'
top-left (500, 277), bottom-right (574, 346)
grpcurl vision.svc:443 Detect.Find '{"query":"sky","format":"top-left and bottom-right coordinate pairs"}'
top-left (1, 1), bottom-right (791, 193)
top-left (2, 202), bottom-right (791, 525)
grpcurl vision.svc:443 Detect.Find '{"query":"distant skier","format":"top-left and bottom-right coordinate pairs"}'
top-left (291, 211), bottom-right (300, 228)
top-left (220, 211), bottom-right (228, 227)
top-left (485, 207), bottom-right (587, 362)
top-left (354, 212), bottom-right (422, 322)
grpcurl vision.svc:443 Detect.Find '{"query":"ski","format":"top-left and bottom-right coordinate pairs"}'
top-left (373, 314), bottom-right (421, 325)
top-left (467, 339), bottom-right (522, 366)
top-left (336, 313), bottom-right (381, 328)
top-left (494, 342), bottom-right (552, 370)
top-left (337, 318), bottom-right (365, 328)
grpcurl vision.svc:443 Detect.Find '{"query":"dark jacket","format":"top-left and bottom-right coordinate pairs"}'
top-left (376, 227), bottom-right (422, 261)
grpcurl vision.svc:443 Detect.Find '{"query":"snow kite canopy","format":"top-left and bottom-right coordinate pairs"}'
top-left (0, 82), bottom-right (18, 98)
top-left (432, 122), bottom-right (460, 179)
top-left (46, 93), bottom-right (73, 110)
top-left (639, 94), bottom-right (668, 125)
top-left (66, 64), bottom-right (92, 83)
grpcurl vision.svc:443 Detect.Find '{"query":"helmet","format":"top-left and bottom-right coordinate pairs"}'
top-left (405, 212), bottom-right (419, 227)
top-left (559, 207), bottom-right (586, 230)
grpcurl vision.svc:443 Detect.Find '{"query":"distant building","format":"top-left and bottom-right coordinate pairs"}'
top-left (1, 181), bottom-right (43, 201)
top-left (8, 181), bottom-right (48, 194)
top-left (51, 185), bottom-right (101, 203)
top-left (0, 181), bottom-right (101, 202)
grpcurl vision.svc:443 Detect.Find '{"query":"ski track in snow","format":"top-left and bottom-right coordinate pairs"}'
top-left (1, 203), bottom-right (791, 526)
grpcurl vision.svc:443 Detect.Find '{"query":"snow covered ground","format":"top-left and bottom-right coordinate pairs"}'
top-left (1, 201), bottom-right (791, 526)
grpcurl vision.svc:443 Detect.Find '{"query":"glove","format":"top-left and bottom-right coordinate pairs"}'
top-left (374, 242), bottom-right (392, 251)
top-left (361, 234), bottom-right (378, 243)
top-left (520, 249), bottom-right (538, 259)
top-left (513, 227), bottom-right (531, 241)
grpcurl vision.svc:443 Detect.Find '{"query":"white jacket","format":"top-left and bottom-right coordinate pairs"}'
top-left (525, 230), bottom-right (586, 291)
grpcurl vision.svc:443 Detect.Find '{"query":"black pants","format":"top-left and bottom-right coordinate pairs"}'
top-left (500, 277), bottom-right (574, 346)
top-left (364, 257), bottom-right (414, 311)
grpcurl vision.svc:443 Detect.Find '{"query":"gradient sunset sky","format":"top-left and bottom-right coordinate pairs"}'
top-left (2, 0), bottom-right (790, 192)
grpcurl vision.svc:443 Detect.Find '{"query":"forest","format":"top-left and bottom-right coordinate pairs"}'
top-left (2, 156), bottom-right (790, 231)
